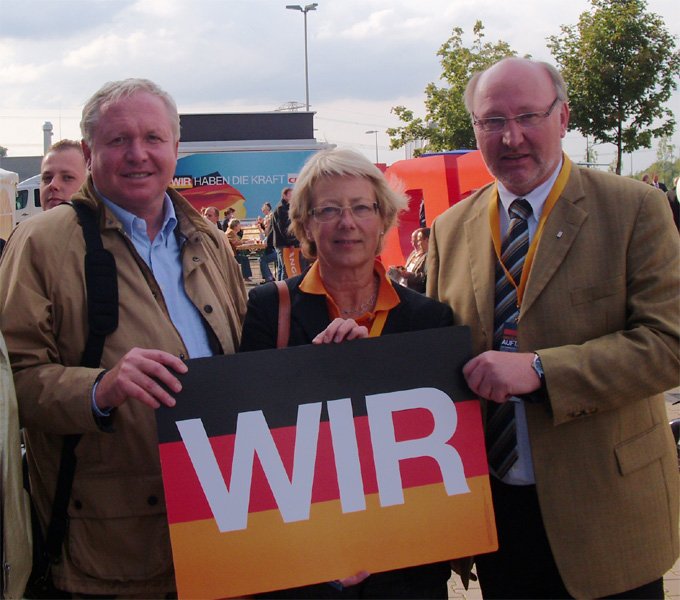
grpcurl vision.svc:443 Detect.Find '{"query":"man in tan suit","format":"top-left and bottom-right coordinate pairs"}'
top-left (428, 57), bottom-right (679, 598)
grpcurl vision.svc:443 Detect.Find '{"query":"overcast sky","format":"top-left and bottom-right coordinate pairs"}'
top-left (0, 0), bottom-right (678, 173)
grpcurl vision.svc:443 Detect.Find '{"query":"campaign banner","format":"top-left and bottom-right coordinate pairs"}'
top-left (172, 150), bottom-right (314, 220)
top-left (156, 326), bottom-right (497, 599)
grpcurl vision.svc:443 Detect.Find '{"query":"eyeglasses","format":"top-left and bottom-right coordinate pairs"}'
top-left (473, 98), bottom-right (560, 133)
top-left (309, 203), bottom-right (379, 223)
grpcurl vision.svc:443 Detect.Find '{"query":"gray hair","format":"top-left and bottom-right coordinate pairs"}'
top-left (289, 148), bottom-right (409, 259)
top-left (80, 78), bottom-right (180, 145)
top-left (463, 58), bottom-right (568, 115)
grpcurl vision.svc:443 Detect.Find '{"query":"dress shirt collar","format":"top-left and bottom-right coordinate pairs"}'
top-left (97, 189), bottom-right (178, 243)
top-left (496, 157), bottom-right (563, 223)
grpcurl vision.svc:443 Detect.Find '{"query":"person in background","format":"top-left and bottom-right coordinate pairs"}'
top-left (652, 172), bottom-right (667, 192)
top-left (387, 228), bottom-right (421, 284)
top-left (203, 206), bottom-right (221, 229)
top-left (396, 227), bottom-right (430, 293)
top-left (0, 78), bottom-right (247, 597)
top-left (221, 207), bottom-right (235, 231)
top-left (39, 139), bottom-right (87, 211)
top-left (226, 218), bottom-right (254, 282)
top-left (270, 187), bottom-right (307, 279)
top-left (240, 148), bottom-right (453, 599)
top-left (428, 57), bottom-right (679, 599)
top-left (259, 202), bottom-right (277, 283)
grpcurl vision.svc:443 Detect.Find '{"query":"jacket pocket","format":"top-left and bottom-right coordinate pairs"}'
top-left (67, 474), bottom-right (171, 581)
top-left (570, 275), bottom-right (624, 306)
top-left (614, 423), bottom-right (669, 476)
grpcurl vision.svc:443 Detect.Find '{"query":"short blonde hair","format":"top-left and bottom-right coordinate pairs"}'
top-left (289, 148), bottom-right (409, 258)
top-left (81, 78), bottom-right (180, 145)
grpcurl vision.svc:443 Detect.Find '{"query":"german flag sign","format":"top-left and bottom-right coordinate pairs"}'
top-left (156, 326), bottom-right (497, 598)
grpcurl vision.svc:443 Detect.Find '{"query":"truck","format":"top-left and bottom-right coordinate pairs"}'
top-left (15, 174), bottom-right (42, 227)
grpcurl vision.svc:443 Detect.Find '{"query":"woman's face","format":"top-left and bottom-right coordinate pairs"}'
top-left (305, 175), bottom-right (384, 273)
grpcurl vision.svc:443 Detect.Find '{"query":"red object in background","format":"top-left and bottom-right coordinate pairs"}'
top-left (380, 151), bottom-right (493, 268)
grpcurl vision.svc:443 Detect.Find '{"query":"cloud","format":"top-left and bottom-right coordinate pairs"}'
top-left (0, 0), bottom-right (135, 40)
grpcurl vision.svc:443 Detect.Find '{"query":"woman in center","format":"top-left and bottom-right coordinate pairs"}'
top-left (240, 148), bottom-right (453, 599)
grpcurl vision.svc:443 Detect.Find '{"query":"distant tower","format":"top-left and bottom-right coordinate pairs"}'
top-left (42, 122), bottom-right (53, 155)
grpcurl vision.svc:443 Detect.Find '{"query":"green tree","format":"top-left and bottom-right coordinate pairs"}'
top-left (0, 146), bottom-right (7, 158)
top-left (387, 21), bottom-right (516, 157)
top-left (656, 135), bottom-right (677, 184)
top-left (548, 0), bottom-right (680, 175)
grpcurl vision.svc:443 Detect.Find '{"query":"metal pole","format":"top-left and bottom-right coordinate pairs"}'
top-left (365, 130), bottom-right (379, 163)
top-left (303, 10), bottom-right (310, 111)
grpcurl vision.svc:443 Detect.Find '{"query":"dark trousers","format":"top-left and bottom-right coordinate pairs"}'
top-left (475, 477), bottom-right (664, 600)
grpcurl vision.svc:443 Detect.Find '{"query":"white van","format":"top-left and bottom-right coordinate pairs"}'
top-left (15, 174), bottom-right (41, 226)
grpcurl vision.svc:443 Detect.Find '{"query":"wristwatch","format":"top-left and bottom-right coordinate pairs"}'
top-left (531, 353), bottom-right (544, 380)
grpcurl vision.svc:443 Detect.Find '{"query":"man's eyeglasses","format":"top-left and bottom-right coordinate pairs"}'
top-left (473, 98), bottom-right (560, 133)
top-left (309, 203), bottom-right (379, 223)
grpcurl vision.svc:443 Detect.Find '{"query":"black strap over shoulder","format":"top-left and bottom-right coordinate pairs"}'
top-left (72, 203), bottom-right (119, 366)
top-left (42, 203), bottom-right (119, 565)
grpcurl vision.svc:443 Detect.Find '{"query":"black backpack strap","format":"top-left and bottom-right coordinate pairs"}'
top-left (72, 203), bottom-right (119, 367)
top-left (42, 203), bottom-right (119, 565)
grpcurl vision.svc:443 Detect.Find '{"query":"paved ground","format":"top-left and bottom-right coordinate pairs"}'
top-left (448, 388), bottom-right (680, 600)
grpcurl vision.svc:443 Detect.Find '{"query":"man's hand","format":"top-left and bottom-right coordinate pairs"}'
top-left (94, 348), bottom-right (188, 410)
top-left (312, 318), bottom-right (369, 344)
top-left (463, 351), bottom-right (539, 403)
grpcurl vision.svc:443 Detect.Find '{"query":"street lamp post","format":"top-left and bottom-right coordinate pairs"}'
top-left (365, 130), bottom-right (379, 163)
top-left (286, 3), bottom-right (318, 112)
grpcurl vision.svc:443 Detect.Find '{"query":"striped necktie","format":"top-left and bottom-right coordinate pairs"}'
top-left (486, 198), bottom-right (532, 478)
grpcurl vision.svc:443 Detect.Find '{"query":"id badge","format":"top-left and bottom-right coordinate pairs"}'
top-left (498, 321), bottom-right (518, 353)
top-left (499, 322), bottom-right (521, 403)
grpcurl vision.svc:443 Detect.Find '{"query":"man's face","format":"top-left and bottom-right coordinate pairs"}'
top-left (205, 208), bottom-right (219, 224)
top-left (82, 91), bottom-right (178, 216)
top-left (472, 60), bottom-right (569, 197)
top-left (40, 148), bottom-right (87, 210)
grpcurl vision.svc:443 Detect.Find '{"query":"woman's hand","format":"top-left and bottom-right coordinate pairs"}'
top-left (312, 318), bottom-right (369, 344)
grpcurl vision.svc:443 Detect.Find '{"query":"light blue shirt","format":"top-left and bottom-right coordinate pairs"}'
top-left (494, 159), bottom-right (563, 486)
top-left (100, 193), bottom-right (213, 359)
top-left (92, 193), bottom-right (213, 416)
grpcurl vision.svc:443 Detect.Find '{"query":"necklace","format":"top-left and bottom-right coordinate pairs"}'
top-left (340, 274), bottom-right (380, 317)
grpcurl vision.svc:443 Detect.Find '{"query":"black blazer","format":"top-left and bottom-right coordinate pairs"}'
top-left (240, 271), bottom-right (454, 351)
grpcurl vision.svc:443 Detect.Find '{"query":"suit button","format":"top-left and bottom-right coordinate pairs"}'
top-left (147, 495), bottom-right (158, 506)
top-left (179, 353), bottom-right (186, 360)
top-left (204, 305), bottom-right (213, 313)
top-left (74, 500), bottom-right (83, 510)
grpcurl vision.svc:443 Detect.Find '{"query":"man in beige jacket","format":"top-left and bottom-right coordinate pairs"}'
top-left (0, 79), bottom-right (247, 597)
top-left (428, 58), bottom-right (679, 598)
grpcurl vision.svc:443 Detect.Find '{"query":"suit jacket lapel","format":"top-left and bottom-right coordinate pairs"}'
top-left (521, 166), bottom-right (588, 317)
top-left (464, 192), bottom-right (496, 344)
top-left (289, 286), bottom-right (331, 343)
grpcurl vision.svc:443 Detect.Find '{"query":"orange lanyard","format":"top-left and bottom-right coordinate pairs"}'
top-left (369, 310), bottom-right (389, 337)
top-left (489, 154), bottom-right (572, 308)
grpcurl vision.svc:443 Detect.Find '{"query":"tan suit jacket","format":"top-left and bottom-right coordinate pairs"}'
top-left (428, 163), bottom-right (680, 598)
